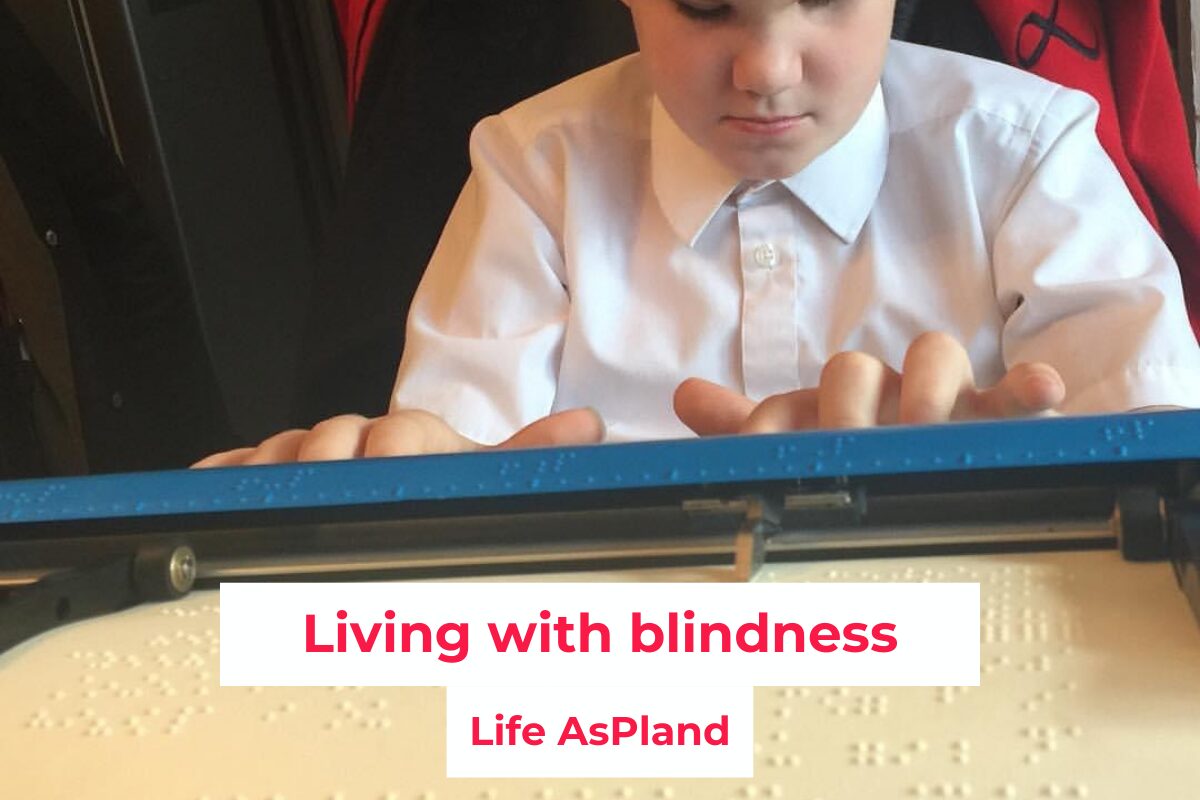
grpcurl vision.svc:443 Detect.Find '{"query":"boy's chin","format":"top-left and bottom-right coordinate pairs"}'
top-left (717, 147), bottom-right (821, 182)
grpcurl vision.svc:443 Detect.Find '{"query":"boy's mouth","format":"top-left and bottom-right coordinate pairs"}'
top-left (721, 114), bottom-right (811, 136)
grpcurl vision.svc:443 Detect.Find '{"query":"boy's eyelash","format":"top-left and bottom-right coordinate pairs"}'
top-left (672, 1), bottom-right (732, 22)
top-left (671, 0), bottom-right (839, 23)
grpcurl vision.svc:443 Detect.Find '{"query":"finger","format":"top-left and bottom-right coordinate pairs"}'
top-left (741, 389), bottom-right (819, 433)
top-left (240, 429), bottom-right (310, 465)
top-left (191, 447), bottom-right (256, 469)
top-left (498, 408), bottom-right (606, 449)
top-left (969, 362), bottom-right (1066, 419)
top-left (362, 410), bottom-right (478, 457)
top-left (898, 332), bottom-right (975, 425)
top-left (296, 415), bottom-right (372, 462)
top-left (816, 351), bottom-right (898, 429)
top-left (674, 378), bottom-right (757, 436)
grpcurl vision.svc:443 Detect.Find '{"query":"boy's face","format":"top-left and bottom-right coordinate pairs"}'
top-left (623, 0), bottom-right (895, 180)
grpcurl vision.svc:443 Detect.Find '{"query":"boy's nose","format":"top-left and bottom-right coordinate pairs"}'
top-left (731, 37), bottom-right (802, 99)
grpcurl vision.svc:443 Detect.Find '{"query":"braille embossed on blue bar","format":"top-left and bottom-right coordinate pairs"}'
top-left (1, 410), bottom-right (1197, 525)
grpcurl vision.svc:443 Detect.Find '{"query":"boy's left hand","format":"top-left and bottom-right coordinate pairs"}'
top-left (673, 332), bottom-right (1065, 435)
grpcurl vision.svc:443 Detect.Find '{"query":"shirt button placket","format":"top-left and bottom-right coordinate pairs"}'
top-left (738, 191), bottom-right (800, 399)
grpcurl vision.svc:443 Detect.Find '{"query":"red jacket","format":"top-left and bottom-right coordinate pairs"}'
top-left (332, 0), bottom-right (389, 126)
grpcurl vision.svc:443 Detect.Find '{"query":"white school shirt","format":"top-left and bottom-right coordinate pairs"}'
top-left (392, 40), bottom-right (1200, 445)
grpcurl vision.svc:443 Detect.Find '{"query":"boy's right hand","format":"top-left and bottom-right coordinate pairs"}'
top-left (191, 407), bottom-right (605, 468)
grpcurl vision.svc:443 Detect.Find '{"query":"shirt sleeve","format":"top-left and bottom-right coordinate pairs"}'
top-left (992, 86), bottom-right (1200, 413)
top-left (390, 114), bottom-right (568, 444)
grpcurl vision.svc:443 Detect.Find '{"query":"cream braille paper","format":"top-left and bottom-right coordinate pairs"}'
top-left (2, 550), bottom-right (1199, 799)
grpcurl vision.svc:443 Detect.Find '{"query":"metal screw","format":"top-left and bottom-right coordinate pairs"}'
top-left (111, 391), bottom-right (123, 409)
top-left (44, 229), bottom-right (59, 247)
top-left (168, 546), bottom-right (197, 594)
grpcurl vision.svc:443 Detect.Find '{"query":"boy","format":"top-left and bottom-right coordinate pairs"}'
top-left (198, 0), bottom-right (1200, 468)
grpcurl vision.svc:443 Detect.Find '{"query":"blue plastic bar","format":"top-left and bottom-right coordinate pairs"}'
top-left (2, 410), bottom-right (1197, 526)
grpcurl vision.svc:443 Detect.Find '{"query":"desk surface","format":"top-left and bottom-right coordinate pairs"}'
top-left (2, 550), bottom-right (1199, 800)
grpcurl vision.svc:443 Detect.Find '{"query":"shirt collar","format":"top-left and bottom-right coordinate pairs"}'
top-left (650, 96), bottom-right (741, 248)
top-left (650, 84), bottom-right (889, 246)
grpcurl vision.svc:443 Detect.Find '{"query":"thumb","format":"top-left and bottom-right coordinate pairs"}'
top-left (496, 407), bottom-right (606, 450)
top-left (968, 362), bottom-right (1066, 419)
top-left (673, 378), bottom-right (756, 436)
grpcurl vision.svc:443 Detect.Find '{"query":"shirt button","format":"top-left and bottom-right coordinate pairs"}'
top-left (753, 243), bottom-right (779, 269)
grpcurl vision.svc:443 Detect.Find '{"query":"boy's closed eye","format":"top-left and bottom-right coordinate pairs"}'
top-left (672, 1), bottom-right (732, 22)
top-left (671, 0), bottom-right (842, 23)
